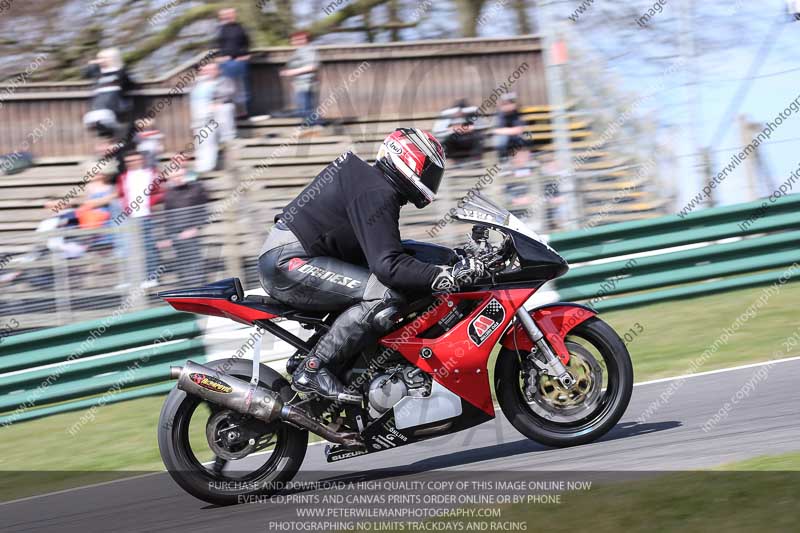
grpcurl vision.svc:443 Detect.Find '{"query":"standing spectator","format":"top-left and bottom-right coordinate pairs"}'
top-left (190, 63), bottom-right (236, 173)
top-left (493, 92), bottom-right (530, 176)
top-left (117, 152), bottom-right (164, 288)
top-left (82, 48), bottom-right (135, 140)
top-left (134, 117), bottom-right (164, 170)
top-left (157, 166), bottom-right (209, 284)
top-left (280, 31), bottom-right (319, 124)
top-left (216, 7), bottom-right (251, 118)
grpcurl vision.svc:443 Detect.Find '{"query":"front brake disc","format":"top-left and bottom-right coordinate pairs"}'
top-left (524, 341), bottom-right (604, 423)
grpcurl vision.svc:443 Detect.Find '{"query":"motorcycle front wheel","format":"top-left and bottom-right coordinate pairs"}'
top-left (494, 316), bottom-right (633, 447)
top-left (158, 358), bottom-right (308, 505)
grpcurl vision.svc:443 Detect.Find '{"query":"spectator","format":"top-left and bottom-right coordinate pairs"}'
top-left (82, 48), bottom-right (135, 140)
top-left (134, 117), bottom-right (164, 170)
top-left (493, 92), bottom-right (530, 176)
top-left (157, 166), bottom-right (209, 284)
top-left (280, 30), bottom-right (319, 124)
top-left (216, 7), bottom-right (251, 118)
top-left (76, 166), bottom-right (120, 251)
top-left (433, 99), bottom-right (483, 162)
top-left (190, 62), bottom-right (236, 173)
top-left (41, 164), bottom-right (119, 263)
top-left (117, 151), bottom-right (164, 287)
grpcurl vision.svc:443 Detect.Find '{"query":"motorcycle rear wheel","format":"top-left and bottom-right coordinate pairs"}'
top-left (494, 316), bottom-right (633, 447)
top-left (158, 358), bottom-right (308, 505)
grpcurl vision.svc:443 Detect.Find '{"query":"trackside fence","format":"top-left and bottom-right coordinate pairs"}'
top-left (0, 307), bottom-right (203, 426)
top-left (555, 193), bottom-right (800, 311)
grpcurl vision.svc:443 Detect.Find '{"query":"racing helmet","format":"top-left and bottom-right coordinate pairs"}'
top-left (375, 128), bottom-right (446, 209)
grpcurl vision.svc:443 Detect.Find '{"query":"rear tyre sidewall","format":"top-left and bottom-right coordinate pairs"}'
top-left (158, 358), bottom-right (308, 505)
top-left (495, 316), bottom-right (633, 448)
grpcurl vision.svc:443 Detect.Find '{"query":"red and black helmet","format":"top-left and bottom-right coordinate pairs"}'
top-left (375, 128), bottom-right (446, 208)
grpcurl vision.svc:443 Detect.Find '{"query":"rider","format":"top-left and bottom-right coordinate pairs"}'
top-left (258, 128), bottom-right (483, 403)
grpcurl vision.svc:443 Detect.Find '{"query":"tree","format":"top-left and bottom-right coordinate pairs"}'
top-left (513, 0), bottom-right (532, 34)
top-left (456, 0), bottom-right (487, 37)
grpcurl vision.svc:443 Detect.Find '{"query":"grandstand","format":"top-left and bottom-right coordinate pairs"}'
top-left (0, 36), bottom-right (667, 331)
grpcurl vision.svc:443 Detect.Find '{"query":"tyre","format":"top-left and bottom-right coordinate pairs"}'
top-left (495, 316), bottom-right (633, 447)
top-left (158, 358), bottom-right (308, 505)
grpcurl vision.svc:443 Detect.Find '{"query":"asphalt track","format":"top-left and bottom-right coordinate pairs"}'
top-left (4, 357), bottom-right (800, 532)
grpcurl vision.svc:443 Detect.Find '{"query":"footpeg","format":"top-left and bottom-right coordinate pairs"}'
top-left (337, 392), bottom-right (362, 405)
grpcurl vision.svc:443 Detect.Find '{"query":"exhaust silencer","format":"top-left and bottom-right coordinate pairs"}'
top-left (173, 361), bottom-right (283, 422)
top-left (171, 361), bottom-right (362, 447)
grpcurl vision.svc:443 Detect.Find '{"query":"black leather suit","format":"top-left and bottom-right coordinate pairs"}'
top-left (258, 152), bottom-right (440, 400)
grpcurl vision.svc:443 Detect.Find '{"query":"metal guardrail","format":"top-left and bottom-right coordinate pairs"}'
top-left (0, 306), bottom-right (203, 426)
top-left (1, 195), bottom-right (798, 426)
top-left (557, 193), bottom-right (800, 311)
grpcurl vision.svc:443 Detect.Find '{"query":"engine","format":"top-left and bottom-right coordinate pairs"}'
top-left (367, 365), bottom-right (430, 419)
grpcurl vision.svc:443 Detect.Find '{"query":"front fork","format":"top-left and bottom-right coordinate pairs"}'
top-left (514, 308), bottom-right (576, 389)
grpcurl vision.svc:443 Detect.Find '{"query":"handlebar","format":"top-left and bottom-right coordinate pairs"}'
top-left (459, 224), bottom-right (513, 276)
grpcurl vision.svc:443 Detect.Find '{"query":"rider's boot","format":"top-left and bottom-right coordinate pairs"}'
top-left (292, 355), bottom-right (360, 404)
top-left (291, 298), bottom-right (399, 405)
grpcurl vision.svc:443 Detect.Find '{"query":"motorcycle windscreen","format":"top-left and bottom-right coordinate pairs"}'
top-left (452, 193), bottom-right (545, 243)
top-left (453, 193), bottom-right (568, 274)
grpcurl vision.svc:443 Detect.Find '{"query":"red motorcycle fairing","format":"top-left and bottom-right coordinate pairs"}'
top-left (500, 303), bottom-right (596, 364)
top-left (379, 288), bottom-right (535, 417)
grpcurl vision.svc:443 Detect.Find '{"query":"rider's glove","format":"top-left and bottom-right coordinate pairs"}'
top-left (431, 258), bottom-right (485, 292)
top-left (431, 267), bottom-right (456, 292)
top-left (452, 257), bottom-right (485, 285)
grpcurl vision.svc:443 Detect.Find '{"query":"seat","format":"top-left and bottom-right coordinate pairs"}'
top-left (242, 293), bottom-right (295, 316)
top-left (242, 290), bottom-right (329, 323)
top-left (159, 278), bottom-right (329, 323)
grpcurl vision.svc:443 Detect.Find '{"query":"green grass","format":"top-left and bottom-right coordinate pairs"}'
top-left (2, 281), bottom-right (799, 500)
top-left (719, 450), bottom-right (800, 471)
top-left (600, 280), bottom-right (800, 380)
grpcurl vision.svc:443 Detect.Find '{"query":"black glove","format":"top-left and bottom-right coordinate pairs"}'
top-left (430, 258), bottom-right (485, 292)
top-left (452, 257), bottom-right (485, 285)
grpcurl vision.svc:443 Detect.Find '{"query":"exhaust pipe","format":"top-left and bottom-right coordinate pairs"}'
top-left (173, 361), bottom-right (282, 422)
top-left (171, 361), bottom-right (362, 447)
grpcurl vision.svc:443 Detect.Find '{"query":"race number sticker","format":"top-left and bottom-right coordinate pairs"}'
top-left (468, 298), bottom-right (505, 346)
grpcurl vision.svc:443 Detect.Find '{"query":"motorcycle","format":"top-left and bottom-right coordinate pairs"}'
top-left (157, 193), bottom-right (633, 505)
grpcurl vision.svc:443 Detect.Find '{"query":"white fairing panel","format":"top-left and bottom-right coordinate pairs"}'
top-left (393, 381), bottom-right (463, 430)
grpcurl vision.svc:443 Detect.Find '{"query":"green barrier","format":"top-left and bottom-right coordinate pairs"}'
top-left (0, 382), bottom-right (176, 426)
top-left (552, 195), bottom-right (800, 311)
top-left (0, 307), bottom-right (203, 425)
top-left (551, 193), bottom-right (800, 255)
top-left (0, 338), bottom-right (204, 411)
top-left (593, 268), bottom-right (798, 313)
top-left (0, 306), bottom-right (200, 373)
top-left (559, 230), bottom-right (800, 287)
top-left (558, 211), bottom-right (800, 264)
top-left (560, 250), bottom-right (799, 301)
